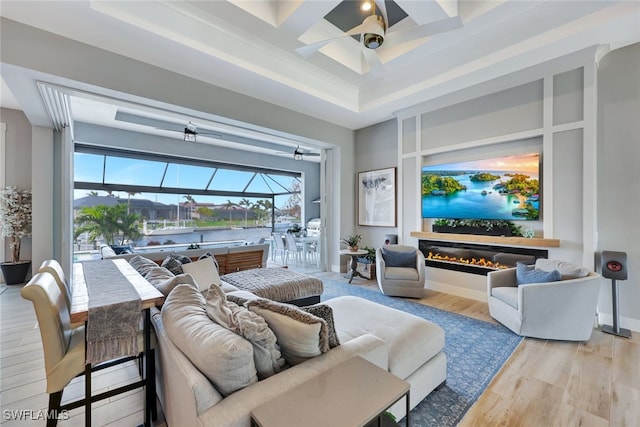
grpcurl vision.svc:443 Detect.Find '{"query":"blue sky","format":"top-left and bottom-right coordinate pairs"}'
top-left (74, 153), bottom-right (299, 208)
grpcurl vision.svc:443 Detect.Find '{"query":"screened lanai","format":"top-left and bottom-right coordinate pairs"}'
top-left (72, 144), bottom-right (306, 255)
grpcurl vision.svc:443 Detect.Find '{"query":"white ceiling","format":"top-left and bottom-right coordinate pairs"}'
top-left (1, 0), bottom-right (639, 136)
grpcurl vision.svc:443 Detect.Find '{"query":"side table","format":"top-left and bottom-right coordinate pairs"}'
top-left (340, 249), bottom-right (369, 283)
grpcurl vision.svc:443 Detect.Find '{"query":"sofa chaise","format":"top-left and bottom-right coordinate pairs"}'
top-left (152, 292), bottom-right (446, 426)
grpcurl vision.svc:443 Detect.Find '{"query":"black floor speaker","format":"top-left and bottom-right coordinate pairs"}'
top-left (600, 251), bottom-right (631, 338)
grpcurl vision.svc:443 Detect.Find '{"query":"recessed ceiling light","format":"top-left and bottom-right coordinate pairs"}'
top-left (361, 1), bottom-right (372, 12)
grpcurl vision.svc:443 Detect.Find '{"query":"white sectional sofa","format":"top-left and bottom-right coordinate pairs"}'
top-left (151, 294), bottom-right (446, 426)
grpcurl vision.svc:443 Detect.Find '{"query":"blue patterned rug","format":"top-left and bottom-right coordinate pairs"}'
top-left (320, 279), bottom-right (522, 427)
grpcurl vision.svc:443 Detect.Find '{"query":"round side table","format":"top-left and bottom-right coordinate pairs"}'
top-left (339, 249), bottom-right (368, 283)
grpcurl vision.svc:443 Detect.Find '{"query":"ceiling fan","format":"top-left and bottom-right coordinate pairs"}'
top-left (296, 0), bottom-right (462, 74)
top-left (157, 121), bottom-right (221, 142)
top-left (278, 145), bottom-right (321, 160)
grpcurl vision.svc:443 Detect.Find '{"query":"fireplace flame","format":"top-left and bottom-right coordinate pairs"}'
top-left (427, 252), bottom-right (509, 270)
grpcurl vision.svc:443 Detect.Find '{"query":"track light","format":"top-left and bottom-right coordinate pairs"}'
top-left (184, 128), bottom-right (197, 142)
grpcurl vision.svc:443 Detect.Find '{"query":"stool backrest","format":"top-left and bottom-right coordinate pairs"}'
top-left (38, 259), bottom-right (71, 308)
top-left (20, 272), bottom-right (75, 391)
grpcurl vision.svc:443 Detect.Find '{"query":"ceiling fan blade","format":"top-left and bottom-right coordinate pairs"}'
top-left (296, 22), bottom-right (368, 58)
top-left (196, 130), bottom-right (222, 138)
top-left (362, 49), bottom-right (385, 76)
top-left (373, 0), bottom-right (388, 28)
top-left (385, 16), bottom-right (462, 47)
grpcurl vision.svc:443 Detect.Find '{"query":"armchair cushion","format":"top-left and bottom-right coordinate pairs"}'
top-left (381, 247), bottom-right (416, 268)
top-left (491, 286), bottom-right (519, 309)
top-left (385, 266), bottom-right (419, 281)
top-left (516, 263), bottom-right (561, 285)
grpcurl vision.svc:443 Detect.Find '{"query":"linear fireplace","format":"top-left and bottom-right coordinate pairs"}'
top-left (418, 239), bottom-right (548, 276)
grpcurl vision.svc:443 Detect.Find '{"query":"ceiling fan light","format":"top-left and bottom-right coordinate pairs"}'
top-left (364, 33), bottom-right (384, 49)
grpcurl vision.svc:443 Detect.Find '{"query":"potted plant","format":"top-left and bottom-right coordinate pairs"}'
top-left (0, 186), bottom-right (32, 285)
top-left (432, 218), bottom-right (523, 237)
top-left (286, 223), bottom-right (305, 237)
top-left (340, 233), bottom-right (362, 251)
top-left (356, 246), bottom-right (376, 280)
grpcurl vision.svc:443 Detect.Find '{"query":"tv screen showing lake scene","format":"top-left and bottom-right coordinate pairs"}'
top-left (422, 153), bottom-right (540, 220)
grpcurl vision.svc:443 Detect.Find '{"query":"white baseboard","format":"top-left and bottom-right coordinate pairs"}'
top-left (425, 280), bottom-right (488, 302)
top-left (596, 312), bottom-right (640, 333)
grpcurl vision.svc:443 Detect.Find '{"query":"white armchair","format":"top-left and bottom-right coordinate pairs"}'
top-left (487, 265), bottom-right (601, 341)
top-left (376, 245), bottom-right (425, 298)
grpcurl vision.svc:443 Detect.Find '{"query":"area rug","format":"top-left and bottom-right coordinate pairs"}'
top-left (320, 279), bottom-right (523, 427)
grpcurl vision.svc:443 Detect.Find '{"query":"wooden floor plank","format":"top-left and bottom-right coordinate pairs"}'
top-left (2, 272), bottom-right (639, 427)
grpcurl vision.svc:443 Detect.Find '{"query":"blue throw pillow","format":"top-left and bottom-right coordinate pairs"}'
top-left (516, 262), bottom-right (561, 285)
top-left (381, 247), bottom-right (416, 268)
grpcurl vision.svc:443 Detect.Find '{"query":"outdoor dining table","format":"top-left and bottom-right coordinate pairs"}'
top-left (294, 235), bottom-right (319, 267)
top-left (71, 259), bottom-right (164, 427)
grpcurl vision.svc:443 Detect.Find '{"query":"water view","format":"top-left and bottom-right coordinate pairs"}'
top-left (422, 153), bottom-right (540, 220)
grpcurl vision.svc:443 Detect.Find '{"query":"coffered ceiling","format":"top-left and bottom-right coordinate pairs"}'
top-left (1, 0), bottom-right (639, 133)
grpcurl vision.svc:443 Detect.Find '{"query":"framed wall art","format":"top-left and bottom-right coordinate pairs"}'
top-left (358, 167), bottom-right (397, 227)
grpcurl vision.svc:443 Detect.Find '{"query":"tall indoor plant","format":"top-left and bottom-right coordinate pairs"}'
top-left (0, 186), bottom-right (32, 285)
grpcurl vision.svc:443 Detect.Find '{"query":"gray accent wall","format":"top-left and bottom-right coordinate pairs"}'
top-left (597, 42), bottom-right (640, 330)
top-left (354, 119), bottom-right (399, 252)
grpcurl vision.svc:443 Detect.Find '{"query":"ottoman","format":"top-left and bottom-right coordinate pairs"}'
top-left (220, 268), bottom-right (323, 306)
top-left (325, 296), bottom-right (447, 418)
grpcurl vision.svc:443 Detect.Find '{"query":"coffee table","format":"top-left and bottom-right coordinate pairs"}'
top-left (251, 356), bottom-right (410, 427)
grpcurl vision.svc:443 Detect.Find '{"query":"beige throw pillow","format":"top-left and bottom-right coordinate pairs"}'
top-left (129, 255), bottom-right (159, 277)
top-left (535, 259), bottom-right (590, 279)
top-left (246, 299), bottom-right (329, 365)
top-left (181, 256), bottom-right (222, 292)
top-left (162, 284), bottom-right (258, 396)
top-left (156, 273), bottom-right (198, 297)
top-left (144, 266), bottom-right (174, 285)
top-left (206, 285), bottom-right (285, 379)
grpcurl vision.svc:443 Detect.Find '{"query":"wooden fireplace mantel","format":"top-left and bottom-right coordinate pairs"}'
top-left (410, 231), bottom-right (561, 248)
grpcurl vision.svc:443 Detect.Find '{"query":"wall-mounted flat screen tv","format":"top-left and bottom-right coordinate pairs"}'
top-left (422, 153), bottom-right (540, 220)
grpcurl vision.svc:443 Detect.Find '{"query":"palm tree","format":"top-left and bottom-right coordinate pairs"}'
top-left (238, 198), bottom-right (252, 227)
top-left (74, 205), bottom-right (120, 245)
top-left (254, 199), bottom-right (273, 225)
top-left (74, 204), bottom-right (141, 245)
top-left (225, 200), bottom-right (237, 225)
top-left (183, 195), bottom-right (196, 220)
top-left (127, 191), bottom-right (139, 214)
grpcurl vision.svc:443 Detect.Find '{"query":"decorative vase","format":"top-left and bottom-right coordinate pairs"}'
top-left (0, 260), bottom-right (32, 285)
top-left (347, 246), bottom-right (359, 252)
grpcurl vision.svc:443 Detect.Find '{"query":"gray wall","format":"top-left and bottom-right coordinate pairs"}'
top-left (354, 119), bottom-right (398, 250)
top-left (597, 42), bottom-right (640, 329)
top-left (0, 108), bottom-right (32, 268)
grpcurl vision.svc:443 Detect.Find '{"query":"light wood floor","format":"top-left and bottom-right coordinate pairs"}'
top-left (2, 272), bottom-right (638, 426)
